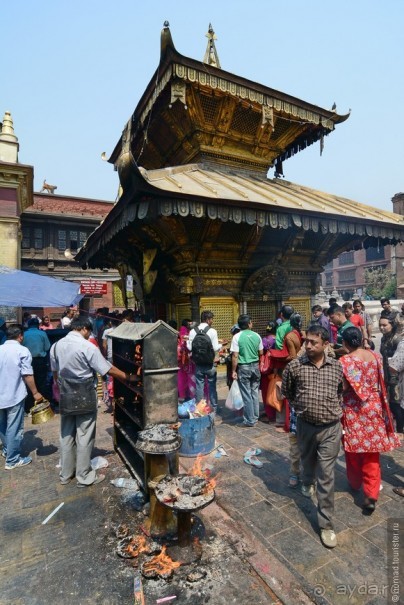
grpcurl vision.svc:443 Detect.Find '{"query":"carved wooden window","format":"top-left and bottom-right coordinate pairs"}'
top-left (230, 105), bottom-right (261, 136)
top-left (325, 272), bottom-right (333, 286)
top-left (34, 228), bottom-right (43, 250)
top-left (22, 227), bottom-right (30, 249)
top-left (339, 251), bottom-right (354, 266)
top-left (58, 230), bottom-right (67, 251)
top-left (338, 269), bottom-right (356, 284)
top-left (70, 231), bottom-right (78, 251)
top-left (365, 247), bottom-right (385, 261)
top-left (247, 302), bottom-right (277, 337)
top-left (175, 303), bottom-right (192, 328)
top-left (79, 231), bottom-right (88, 247)
top-left (22, 226), bottom-right (43, 249)
top-left (200, 95), bottom-right (221, 124)
top-left (199, 297), bottom-right (239, 342)
top-left (284, 297), bottom-right (312, 330)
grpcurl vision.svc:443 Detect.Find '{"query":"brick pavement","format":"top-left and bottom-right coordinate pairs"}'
top-left (1, 375), bottom-right (403, 605)
top-left (0, 399), bottom-right (280, 605)
top-left (207, 377), bottom-right (404, 605)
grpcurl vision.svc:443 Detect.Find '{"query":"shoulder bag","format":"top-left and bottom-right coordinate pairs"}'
top-left (55, 343), bottom-right (97, 415)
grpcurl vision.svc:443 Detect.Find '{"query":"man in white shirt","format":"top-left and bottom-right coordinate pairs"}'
top-left (187, 311), bottom-right (222, 411)
top-left (61, 308), bottom-right (75, 329)
top-left (0, 324), bottom-right (43, 469)
top-left (50, 316), bottom-right (135, 487)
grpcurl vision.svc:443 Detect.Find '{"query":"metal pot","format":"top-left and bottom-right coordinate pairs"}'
top-left (31, 398), bottom-right (55, 425)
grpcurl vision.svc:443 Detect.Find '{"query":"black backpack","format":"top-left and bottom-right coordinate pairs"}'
top-left (191, 325), bottom-right (215, 365)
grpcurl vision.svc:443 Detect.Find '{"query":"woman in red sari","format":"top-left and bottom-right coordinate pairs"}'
top-left (177, 319), bottom-right (195, 401)
top-left (340, 327), bottom-right (400, 512)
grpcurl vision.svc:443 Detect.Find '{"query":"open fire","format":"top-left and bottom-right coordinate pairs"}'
top-left (141, 545), bottom-right (181, 580)
top-left (116, 533), bottom-right (181, 580)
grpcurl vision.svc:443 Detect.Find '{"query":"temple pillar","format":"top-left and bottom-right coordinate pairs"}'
top-left (190, 294), bottom-right (200, 322)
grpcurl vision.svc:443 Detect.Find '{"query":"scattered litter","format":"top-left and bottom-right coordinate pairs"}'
top-left (121, 491), bottom-right (146, 511)
top-left (243, 455), bottom-right (263, 468)
top-left (214, 445), bottom-right (229, 458)
top-left (187, 569), bottom-right (207, 582)
top-left (110, 478), bottom-right (139, 489)
top-left (42, 502), bottom-right (64, 525)
top-left (115, 523), bottom-right (130, 539)
top-left (156, 596), bottom-right (177, 604)
top-left (178, 398), bottom-right (213, 418)
top-left (134, 572), bottom-right (145, 605)
top-left (244, 448), bottom-right (262, 457)
top-left (91, 456), bottom-right (109, 470)
top-left (178, 398), bottom-right (196, 418)
top-left (380, 484), bottom-right (384, 491)
top-left (55, 459), bottom-right (61, 469)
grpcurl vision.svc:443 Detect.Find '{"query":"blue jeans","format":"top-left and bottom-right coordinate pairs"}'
top-left (195, 365), bottom-right (217, 409)
top-left (237, 362), bottom-right (260, 425)
top-left (0, 399), bottom-right (25, 465)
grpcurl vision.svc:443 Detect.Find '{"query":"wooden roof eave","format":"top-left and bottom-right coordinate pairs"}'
top-left (107, 28), bottom-right (349, 165)
top-left (76, 162), bottom-right (404, 269)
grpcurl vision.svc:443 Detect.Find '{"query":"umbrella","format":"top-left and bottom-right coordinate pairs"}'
top-left (0, 265), bottom-right (83, 307)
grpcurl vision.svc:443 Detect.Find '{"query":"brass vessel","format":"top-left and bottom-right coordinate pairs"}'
top-left (31, 398), bottom-right (55, 425)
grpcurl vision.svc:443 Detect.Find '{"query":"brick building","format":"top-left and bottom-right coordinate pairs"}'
top-left (321, 193), bottom-right (404, 300)
top-left (21, 193), bottom-right (123, 320)
top-left (0, 110), bottom-right (122, 320)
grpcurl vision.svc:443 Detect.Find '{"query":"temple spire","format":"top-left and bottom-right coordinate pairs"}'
top-left (0, 111), bottom-right (19, 163)
top-left (203, 23), bottom-right (221, 69)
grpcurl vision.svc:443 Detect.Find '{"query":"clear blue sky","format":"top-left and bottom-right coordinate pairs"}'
top-left (3, 1), bottom-right (403, 211)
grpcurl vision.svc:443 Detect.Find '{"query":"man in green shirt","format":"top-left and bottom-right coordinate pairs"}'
top-left (329, 306), bottom-right (354, 357)
top-left (275, 305), bottom-right (294, 349)
top-left (231, 314), bottom-right (263, 426)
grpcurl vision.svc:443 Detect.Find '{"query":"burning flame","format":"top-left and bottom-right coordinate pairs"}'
top-left (126, 535), bottom-right (148, 557)
top-left (142, 545), bottom-right (181, 576)
top-left (189, 455), bottom-right (217, 492)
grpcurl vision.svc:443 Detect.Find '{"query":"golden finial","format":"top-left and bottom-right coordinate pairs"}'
top-left (203, 23), bottom-right (221, 69)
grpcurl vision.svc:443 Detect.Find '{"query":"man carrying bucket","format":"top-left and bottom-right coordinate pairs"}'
top-left (0, 324), bottom-right (43, 469)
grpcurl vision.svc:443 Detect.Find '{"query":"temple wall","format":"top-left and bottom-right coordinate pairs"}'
top-left (0, 219), bottom-right (19, 268)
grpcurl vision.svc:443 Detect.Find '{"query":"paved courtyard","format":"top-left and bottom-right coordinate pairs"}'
top-left (0, 372), bottom-right (403, 605)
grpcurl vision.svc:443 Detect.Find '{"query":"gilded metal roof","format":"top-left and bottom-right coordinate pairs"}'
top-left (140, 164), bottom-right (404, 226)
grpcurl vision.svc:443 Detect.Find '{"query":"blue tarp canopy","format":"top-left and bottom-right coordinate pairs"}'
top-left (0, 265), bottom-right (83, 307)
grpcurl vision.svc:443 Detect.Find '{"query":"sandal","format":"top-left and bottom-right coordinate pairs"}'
top-left (244, 455), bottom-right (263, 468)
top-left (289, 475), bottom-right (299, 488)
top-left (393, 487), bottom-right (404, 497)
top-left (244, 448), bottom-right (262, 457)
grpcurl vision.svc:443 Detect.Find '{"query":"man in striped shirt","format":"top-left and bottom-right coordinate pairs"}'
top-left (282, 324), bottom-right (343, 549)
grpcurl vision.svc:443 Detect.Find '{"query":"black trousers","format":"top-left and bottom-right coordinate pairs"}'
top-left (25, 357), bottom-right (48, 412)
top-left (390, 401), bottom-right (404, 433)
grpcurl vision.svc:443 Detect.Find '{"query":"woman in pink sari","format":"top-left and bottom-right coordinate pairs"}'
top-left (177, 319), bottom-right (195, 401)
top-left (340, 327), bottom-right (400, 512)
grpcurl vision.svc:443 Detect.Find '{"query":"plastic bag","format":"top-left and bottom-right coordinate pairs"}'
top-left (225, 380), bottom-right (244, 410)
top-left (110, 478), bottom-right (139, 489)
top-left (91, 456), bottom-right (109, 470)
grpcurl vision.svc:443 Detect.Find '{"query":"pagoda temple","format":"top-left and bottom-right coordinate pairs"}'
top-left (77, 23), bottom-right (404, 336)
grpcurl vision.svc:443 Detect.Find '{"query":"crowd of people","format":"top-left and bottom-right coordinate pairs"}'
top-left (178, 299), bottom-right (403, 550)
top-left (0, 298), bottom-right (403, 548)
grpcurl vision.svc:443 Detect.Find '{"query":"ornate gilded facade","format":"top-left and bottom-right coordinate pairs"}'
top-left (77, 25), bottom-right (404, 336)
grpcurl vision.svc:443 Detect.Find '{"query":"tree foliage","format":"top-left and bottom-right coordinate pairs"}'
top-left (364, 266), bottom-right (396, 300)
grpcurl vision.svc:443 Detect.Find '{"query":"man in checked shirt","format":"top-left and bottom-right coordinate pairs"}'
top-left (282, 324), bottom-right (343, 549)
